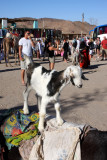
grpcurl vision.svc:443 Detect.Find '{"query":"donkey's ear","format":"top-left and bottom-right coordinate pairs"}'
top-left (81, 74), bottom-right (89, 80)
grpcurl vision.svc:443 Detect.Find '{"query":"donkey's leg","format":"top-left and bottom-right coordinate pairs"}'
top-left (54, 102), bottom-right (64, 126)
top-left (3, 41), bottom-right (8, 67)
top-left (14, 49), bottom-right (17, 65)
top-left (7, 46), bottom-right (12, 67)
top-left (4, 52), bottom-right (8, 67)
top-left (18, 51), bottom-right (20, 65)
top-left (23, 86), bottom-right (32, 114)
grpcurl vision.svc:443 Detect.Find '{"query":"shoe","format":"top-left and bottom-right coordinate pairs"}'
top-left (101, 59), bottom-right (104, 61)
top-left (104, 58), bottom-right (106, 60)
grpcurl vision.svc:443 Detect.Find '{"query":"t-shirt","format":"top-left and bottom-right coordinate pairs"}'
top-left (63, 42), bottom-right (69, 52)
top-left (19, 37), bottom-right (32, 56)
top-left (47, 46), bottom-right (54, 57)
top-left (101, 39), bottom-right (107, 49)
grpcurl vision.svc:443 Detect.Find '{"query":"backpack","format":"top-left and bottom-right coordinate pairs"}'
top-left (90, 43), bottom-right (95, 50)
top-left (72, 40), bottom-right (77, 48)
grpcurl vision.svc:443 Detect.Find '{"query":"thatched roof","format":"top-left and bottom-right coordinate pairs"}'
top-left (0, 17), bottom-right (37, 23)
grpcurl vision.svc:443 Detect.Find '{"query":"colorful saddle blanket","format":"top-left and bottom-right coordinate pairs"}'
top-left (1, 109), bottom-right (39, 150)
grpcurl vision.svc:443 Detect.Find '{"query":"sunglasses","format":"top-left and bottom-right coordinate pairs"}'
top-left (27, 32), bottom-right (30, 35)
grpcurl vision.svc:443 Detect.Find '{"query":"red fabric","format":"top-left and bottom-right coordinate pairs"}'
top-left (12, 33), bottom-right (19, 37)
top-left (79, 50), bottom-right (90, 68)
top-left (105, 27), bottom-right (107, 33)
top-left (12, 128), bottom-right (23, 137)
top-left (101, 39), bottom-right (107, 49)
top-left (99, 30), bottom-right (102, 34)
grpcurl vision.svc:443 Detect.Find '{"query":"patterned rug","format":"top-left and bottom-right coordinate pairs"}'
top-left (1, 109), bottom-right (39, 150)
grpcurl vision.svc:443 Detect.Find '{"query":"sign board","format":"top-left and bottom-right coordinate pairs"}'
top-left (33, 21), bottom-right (38, 29)
top-left (2, 19), bottom-right (7, 29)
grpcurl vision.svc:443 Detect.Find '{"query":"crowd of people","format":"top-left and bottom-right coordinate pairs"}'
top-left (0, 30), bottom-right (107, 85)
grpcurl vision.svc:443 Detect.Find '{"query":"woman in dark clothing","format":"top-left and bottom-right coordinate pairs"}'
top-left (95, 37), bottom-right (101, 59)
top-left (47, 40), bottom-right (59, 70)
top-left (79, 39), bottom-right (90, 68)
top-left (88, 38), bottom-right (95, 60)
top-left (62, 38), bottom-right (69, 63)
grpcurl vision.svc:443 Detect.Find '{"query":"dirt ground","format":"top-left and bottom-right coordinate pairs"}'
top-left (0, 56), bottom-right (107, 131)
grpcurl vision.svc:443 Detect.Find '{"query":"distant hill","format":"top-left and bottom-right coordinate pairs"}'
top-left (38, 18), bottom-right (96, 35)
top-left (0, 17), bottom-right (96, 35)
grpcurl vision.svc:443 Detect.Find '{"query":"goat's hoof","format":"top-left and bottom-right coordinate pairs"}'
top-left (23, 109), bottom-right (29, 115)
top-left (38, 126), bottom-right (44, 133)
top-left (57, 119), bottom-right (64, 126)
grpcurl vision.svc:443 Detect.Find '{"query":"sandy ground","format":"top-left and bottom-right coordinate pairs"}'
top-left (0, 56), bottom-right (107, 131)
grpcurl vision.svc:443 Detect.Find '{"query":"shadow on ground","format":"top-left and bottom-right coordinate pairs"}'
top-left (88, 63), bottom-right (107, 69)
top-left (0, 68), bottom-right (20, 73)
top-left (47, 87), bottom-right (107, 115)
top-left (0, 87), bottom-right (107, 125)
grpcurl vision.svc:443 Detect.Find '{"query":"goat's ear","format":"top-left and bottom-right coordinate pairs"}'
top-left (69, 68), bottom-right (74, 77)
top-left (82, 74), bottom-right (89, 80)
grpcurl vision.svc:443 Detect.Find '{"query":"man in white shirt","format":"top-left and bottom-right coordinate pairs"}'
top-left (76, 38), bottom-right (80, 52)
top-left (19, 31), bottom-right (34, 85)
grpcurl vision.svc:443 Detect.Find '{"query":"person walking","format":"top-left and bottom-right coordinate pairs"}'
top-left (72, 38), bottom-right (77, 54)
top-left (43, 38), bottom-right (48, 61)
top-left (101, 36), bottom-right (107, 60)
top-left (95, 37), bottom-right (101, 59)
top-left (76, 38), bottom-right (80, 53)
top-left (79, 38), bottom-right (90, 68)
top-left (19, 31), bottom-right (35, 85)
top-left (62, 38), bottom-right (69, 63)
top-left (0, 38), bottom-right (3, 63)
top-left (47, 40), bottom-right (59, 70)
top-left (88, 38), bottom-right (95, 60)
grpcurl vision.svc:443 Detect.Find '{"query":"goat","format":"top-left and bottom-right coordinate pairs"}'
top-left (23, 55), bottom-right (84, 132)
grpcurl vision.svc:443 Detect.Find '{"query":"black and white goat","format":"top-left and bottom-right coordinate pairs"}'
top-left (23, 55), bottom-right (85, 132)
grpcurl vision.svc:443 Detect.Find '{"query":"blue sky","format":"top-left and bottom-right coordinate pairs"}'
top-left (0, 0), bottom-right (107, 25)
